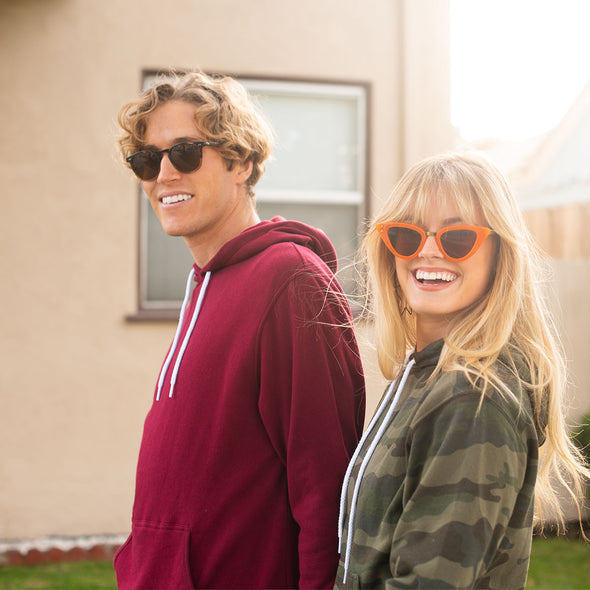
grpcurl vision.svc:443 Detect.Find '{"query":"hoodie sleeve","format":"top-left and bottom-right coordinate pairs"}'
top-left (257, 256), bottom-right (365, 589)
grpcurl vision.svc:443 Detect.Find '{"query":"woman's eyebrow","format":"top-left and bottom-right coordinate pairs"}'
top-left (403, 216), bottom-right (464, 227)
top-left (442, 216), bottom-right (464, 225)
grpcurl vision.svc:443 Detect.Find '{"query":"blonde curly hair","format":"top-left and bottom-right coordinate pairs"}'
top-left (118, 71), bottom-right (274, 198)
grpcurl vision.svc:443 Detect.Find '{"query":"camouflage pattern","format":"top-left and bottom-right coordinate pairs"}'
top-left (335, 339), bottom-right (540, 589)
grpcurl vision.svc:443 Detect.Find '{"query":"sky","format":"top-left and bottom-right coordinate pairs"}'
top-left (450, 0), bottom-right (590, 141)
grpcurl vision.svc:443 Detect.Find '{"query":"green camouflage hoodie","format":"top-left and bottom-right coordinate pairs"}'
top-left (335, 339), bottom-right (542, 590)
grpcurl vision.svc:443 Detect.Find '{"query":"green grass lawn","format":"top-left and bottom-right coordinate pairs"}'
top-left (0, 560), bottom-right (116, 590)
top-left (0, 537), bottom-right (588, 589)
top-left (527, 537), bottom-right (590, 589)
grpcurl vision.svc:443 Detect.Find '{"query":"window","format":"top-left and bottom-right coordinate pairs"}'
top-left (131, 73), bottom-right (369, 319)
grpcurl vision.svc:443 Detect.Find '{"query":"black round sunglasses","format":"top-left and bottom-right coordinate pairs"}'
top-left (126, 141), bottom-right (221, 181)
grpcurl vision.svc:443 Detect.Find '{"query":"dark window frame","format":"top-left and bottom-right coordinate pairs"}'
top-left (126, 70), bottom-right (372, 322)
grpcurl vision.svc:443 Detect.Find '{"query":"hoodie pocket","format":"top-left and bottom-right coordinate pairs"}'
top-left (114, 521), bottom-right (195, 590)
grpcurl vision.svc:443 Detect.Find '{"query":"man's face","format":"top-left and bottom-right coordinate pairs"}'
top-left (140, 100), bottom-right (254, 263)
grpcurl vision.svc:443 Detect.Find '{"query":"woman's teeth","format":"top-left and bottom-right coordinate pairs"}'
top-left (161, 194), bottom-right (193, 204)
top-left (415, 270), bottom-right (457, 283)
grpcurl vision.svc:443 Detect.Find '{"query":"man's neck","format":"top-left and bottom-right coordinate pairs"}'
top-left (185, 208), bottom-right (261, 269)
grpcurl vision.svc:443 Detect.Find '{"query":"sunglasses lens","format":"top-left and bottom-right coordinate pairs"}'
top-left (129, 152), bottom-right (161, 181)
top-left (169, 143), bottom-right (202, 173)
top-left (388, 226), bottom-right (423, 257)
top-left (440, 229), bottom-right (477, 259)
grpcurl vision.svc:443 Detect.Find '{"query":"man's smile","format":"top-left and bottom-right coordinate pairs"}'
top-left (160, 193), bottom-right (194, 204)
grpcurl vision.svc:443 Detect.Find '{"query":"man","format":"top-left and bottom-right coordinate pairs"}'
top-left (113, 71), bottom-right (365, 590)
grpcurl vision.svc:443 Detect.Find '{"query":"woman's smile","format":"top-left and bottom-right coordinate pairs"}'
top-left (412, 268), bottom-right (458, 286)
top-left (395, 197), bottom-right (495, 347)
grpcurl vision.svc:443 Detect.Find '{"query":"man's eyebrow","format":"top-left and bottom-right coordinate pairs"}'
top-left (142, 137), bottom-right (202, 150)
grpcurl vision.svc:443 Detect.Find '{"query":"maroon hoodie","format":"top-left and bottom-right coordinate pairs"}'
top-left (114, 218), bottom-right (366, 590)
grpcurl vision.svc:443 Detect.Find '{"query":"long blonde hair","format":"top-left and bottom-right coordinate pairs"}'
top-left (364, 151), bottom-right (589, 530)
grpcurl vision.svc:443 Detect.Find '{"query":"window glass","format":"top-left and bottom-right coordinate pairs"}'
top-left (251, 90), bottom-right (362, 192)
top-left (138, 75), bottom-right (368, 311)
top-left (143, 201), bottom-right (193, 305)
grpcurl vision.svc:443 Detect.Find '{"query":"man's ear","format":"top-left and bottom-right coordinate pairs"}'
top-left (235, 159), bottom-right (253, 184)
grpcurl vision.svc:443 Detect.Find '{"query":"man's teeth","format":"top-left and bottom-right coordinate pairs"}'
top-left (161, 194), bottom-right (193, 204)
top-left (416, 270), bottom-right (457, 282)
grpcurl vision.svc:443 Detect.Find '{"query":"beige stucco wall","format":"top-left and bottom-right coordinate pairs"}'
top-left (548, 261), bottom-right (590, 426)
top-left (0, 0), bottom-right (452, 539)
top-left (3, 0), bottom-right (586, 543)
top-left (546, 260), bottom-right (590, 521)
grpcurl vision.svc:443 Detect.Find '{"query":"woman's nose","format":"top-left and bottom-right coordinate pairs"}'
top-left (419, 234), bottom-right (443, 258)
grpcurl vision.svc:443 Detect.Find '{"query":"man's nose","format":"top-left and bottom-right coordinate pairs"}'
top-left (156, 153), bottom-right (180, 182)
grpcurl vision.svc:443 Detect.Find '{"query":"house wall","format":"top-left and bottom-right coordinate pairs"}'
top-left (523, 205), bottom-right (590, 521)
top-left (548, 260), bottom-right (590, 425)
top-left (545, 259), bottom-right (590, 522)
top-left (0, 0), bottom-right (451, 539)
top-left (515, 82), bottom-right (590, 519)
top-left (525, 203), bottom-right (590, 260)
top-left (524, 205), bottom-right (590, 424)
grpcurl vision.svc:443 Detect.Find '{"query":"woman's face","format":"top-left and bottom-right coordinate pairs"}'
top-left (394, 196), bottom-right (496, 349)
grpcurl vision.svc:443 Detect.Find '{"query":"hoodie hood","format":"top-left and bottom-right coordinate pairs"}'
top-left (156, 216), bottom-right (338, 401)
top-left (199, 216), bottom-right (338, 275)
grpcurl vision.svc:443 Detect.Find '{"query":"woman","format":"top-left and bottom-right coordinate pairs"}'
top-left (335, 152), bottom-right (589, 589)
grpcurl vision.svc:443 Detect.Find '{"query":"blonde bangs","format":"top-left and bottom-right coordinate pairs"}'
top-left (374, 158), bottom-right (489, 230)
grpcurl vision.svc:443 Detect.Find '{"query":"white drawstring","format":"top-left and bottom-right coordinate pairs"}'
top-left (338, 352), bottom-right (414, 549)
top-left (155, 269), bottom-right (211, 400)
top-left (338, 373), bottom-right (402, 550)
top-left (168, 271), bottom-right (211, 398)
top-left (155, 269), bottom-right (195, 401)
top-left (340, 356), bottom-right (416, 584)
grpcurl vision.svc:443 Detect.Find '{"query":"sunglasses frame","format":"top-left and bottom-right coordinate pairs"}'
top-left (126, 140), bottom-right (221, 181)
top-left (377, 221), bottom-right (493, 262)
